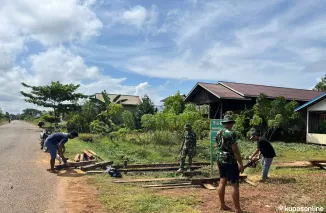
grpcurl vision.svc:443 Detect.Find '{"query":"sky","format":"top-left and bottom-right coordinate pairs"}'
top-left (0, 0), bottom-right (325, 113)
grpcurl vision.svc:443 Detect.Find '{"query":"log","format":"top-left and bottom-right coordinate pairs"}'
top-left (113, 177), bottom-right (189, 183)
top-left (74, 154), bottom-right (80, 162)
top-left (123, 162), bottom-right (210, 168)
top-left (87, 171), bottom-right (105, 174)
top-left (118, 166), bottom-right (202, 172)
top-left (80, 161), bottom-right (114, 171)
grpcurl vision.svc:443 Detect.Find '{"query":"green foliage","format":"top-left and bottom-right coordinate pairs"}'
top-left (90, 120), bottom-right (111, 134)
top-left (313, 74), bottom-right (326, 91)
top-left (20, 108), bottom-right (42, 120)
top-left (135, 95), bottom-right (156, 129)
top-left (235, 94), bottom-right (303, 141)
top-left (122, 110), bottom-right (136, 130)
top-left (163, 91), bottom-right (185, 115)
top-left (20, 81), bottom-right (87, 125)
top-left (141, 114), bottom-right (156, 130)
top-left (318, 120), bottom-right (326, 133)
top-left (41, 113), bottom-right (60, 125)
top-left (184, 103), bottom-right (197, 112)
top-left (78, 133), bottom-right (95, 142)
top-left (66, 114), bottom-right (88, 132)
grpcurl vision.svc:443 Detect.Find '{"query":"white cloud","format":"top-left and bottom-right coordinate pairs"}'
top-left (0, 0), bottom-right (103, 45)
top-left (102, 4), bottom-right (158, 32)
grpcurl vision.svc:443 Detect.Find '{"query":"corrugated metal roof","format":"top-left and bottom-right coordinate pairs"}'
top-left (198, 83), bottom-right (249, 100)
top-left (95, 93), bottom-right (141, 105)
top-left (219, 81), bottom-right (324, 101)
top-left (295, 92), bottom-right (326, 112)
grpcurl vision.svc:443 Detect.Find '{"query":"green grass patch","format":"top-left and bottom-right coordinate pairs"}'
top-left (87, 175), bottom-right (201, 213)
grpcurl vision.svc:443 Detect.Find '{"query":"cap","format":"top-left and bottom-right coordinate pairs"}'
top-left (184, 124), bottom-right (192, 128)
top-left (221, 115), bottom-right (235, 124)
top-left (250, 131), bottom-right (259, 139)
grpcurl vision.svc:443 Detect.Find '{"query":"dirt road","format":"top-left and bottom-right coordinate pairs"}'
top-left (0, 121), bottom-right (65, 213)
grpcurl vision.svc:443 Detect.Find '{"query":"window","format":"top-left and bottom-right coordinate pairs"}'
top-left (309, 111), bottom-right (326, 133)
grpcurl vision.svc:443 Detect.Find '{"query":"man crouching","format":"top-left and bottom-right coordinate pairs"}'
top-left (215, 115), bottom-right (244, 213)
top-left (44, 131), bottom-right (78, 173)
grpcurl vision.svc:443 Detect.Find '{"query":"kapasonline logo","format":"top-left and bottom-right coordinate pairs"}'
top-left (278, 205), bottom-right (324, 212)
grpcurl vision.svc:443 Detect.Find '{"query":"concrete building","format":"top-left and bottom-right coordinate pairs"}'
top-left (295, 93), bottom-right (326, 145)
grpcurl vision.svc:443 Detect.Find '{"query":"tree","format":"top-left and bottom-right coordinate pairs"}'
top-left (21, 108), bottom-right (42, 119)
top-left (163, 91), bottom-right (185, 115)
top-left (135, 95), bottom-right (156, 128)
top-left (313, 74), bottom-right (326, 92)
top-left (20, 81), bottom-right (87, 126)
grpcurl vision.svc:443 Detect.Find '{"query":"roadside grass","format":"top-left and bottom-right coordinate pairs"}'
top-left (65, 133), bottom-right (326, 166)
top-left (63, 132), bottom-right (326, 213)
top-left (87, 174), bottom-right (202, 213)
top-left (0, 119), bottom-right (8, 125)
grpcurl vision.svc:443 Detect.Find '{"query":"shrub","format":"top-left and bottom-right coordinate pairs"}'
top-left (90, 120), bottom-right (111, 134)
top-left (79, 133), bottom-right (95, 142)
top-left (122, 110), bottom-right (136, 130)
top-left (141, 114), bottom-right (156, 130)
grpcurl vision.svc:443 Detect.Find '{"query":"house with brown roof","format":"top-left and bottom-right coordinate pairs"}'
top-left (185, 81), bottom-right (324, 119)
top-left (94, 93), bottom-right (141, 124)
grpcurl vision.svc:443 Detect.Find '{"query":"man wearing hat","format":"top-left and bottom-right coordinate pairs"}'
top-left (249, 131), bottom-right (275, 182)
top-left (215, 115), bottom-right (244, 213)
top-left (177, 124), bottom-right (197, 173)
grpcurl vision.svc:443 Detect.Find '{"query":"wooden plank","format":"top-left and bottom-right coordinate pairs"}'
top-left (74, 154), bottom-right (80, 162)
top-left (148, 185), bottom-right (202, 190)
top-left (244, 179), bottom-right (257, 186)
top-left (143, 182), bottom-right (191, 188)
top-left (191, 174), bottom-right (247, 185)
top-left (80, 153), bottom-right (85, 161)
top-left (80, 161), bottom-right (114, 171)
top-left (310, 160), bottom-right (326, 165)
top-left (87, 171), bottom-right (105, 174)
top-left (118, 166), bottom-right (202, 172)
top-left (88, 150), bottom-right (104, 161)
top-left (203, 184), bottom-right (216, 190)
top-left (83, 149), bottom-right (94, 159)
top-left (123, 162), bottom-right (210, 168)
top-left (113, 177), bottom-right (189, 183)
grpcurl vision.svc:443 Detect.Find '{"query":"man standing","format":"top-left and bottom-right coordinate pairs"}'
top-left (177, 124), bottom-right (197, 173)
top-left (44, 131), bottom-right (78, 173)
top-left (249, 131), bottom-right (276, 182)
top-left (215, 115), bottom-right (244, 213)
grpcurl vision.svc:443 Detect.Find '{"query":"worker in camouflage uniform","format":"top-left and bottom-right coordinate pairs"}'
top-left (176, 124), bottom-right (197, 173)
top-left (215, 115), bottom-right (244, 213)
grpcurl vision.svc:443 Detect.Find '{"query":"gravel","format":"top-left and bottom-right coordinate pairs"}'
top-left (0, 121), bottom-right (65, 213)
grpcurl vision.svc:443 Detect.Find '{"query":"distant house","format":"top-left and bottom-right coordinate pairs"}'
top-left (185, 81), bottom-right (324, 119)
top-left (94, 93), bottom-right (141, 114)
top-left (295, 93), bottom-right (326, 145)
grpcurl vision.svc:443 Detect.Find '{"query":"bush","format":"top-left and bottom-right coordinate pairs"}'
top-left (122, 110), bottom-right (136, 130)
top-left (79, 133), bottom-right (95, 142)
top-left (90, 120), bottom-right (111, 134)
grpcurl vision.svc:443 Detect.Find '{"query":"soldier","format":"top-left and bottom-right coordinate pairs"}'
top-left (176, 124), bottom-right (197, 173)
top-left (215, 115), bottom-right (244, 213)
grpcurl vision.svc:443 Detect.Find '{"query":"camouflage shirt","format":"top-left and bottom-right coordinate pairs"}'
top-left (182, 131), bottom-right (196, 150)
top-left (215, 128), bottom-right (237, 164)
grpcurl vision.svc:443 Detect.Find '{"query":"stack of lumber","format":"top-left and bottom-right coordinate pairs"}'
top-left (275, 160), bottom-right (326, 169)
top-left (111, 174), bottom-right (248, 190)
top-left (74, 149), bottom-right (103, 162)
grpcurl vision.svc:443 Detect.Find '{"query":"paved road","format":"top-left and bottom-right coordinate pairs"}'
top-left (0, 121), bottom-right (64, 213)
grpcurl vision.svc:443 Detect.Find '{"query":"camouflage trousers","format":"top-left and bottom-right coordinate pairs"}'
top-left (179, 148), bottom-right (195, 170)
